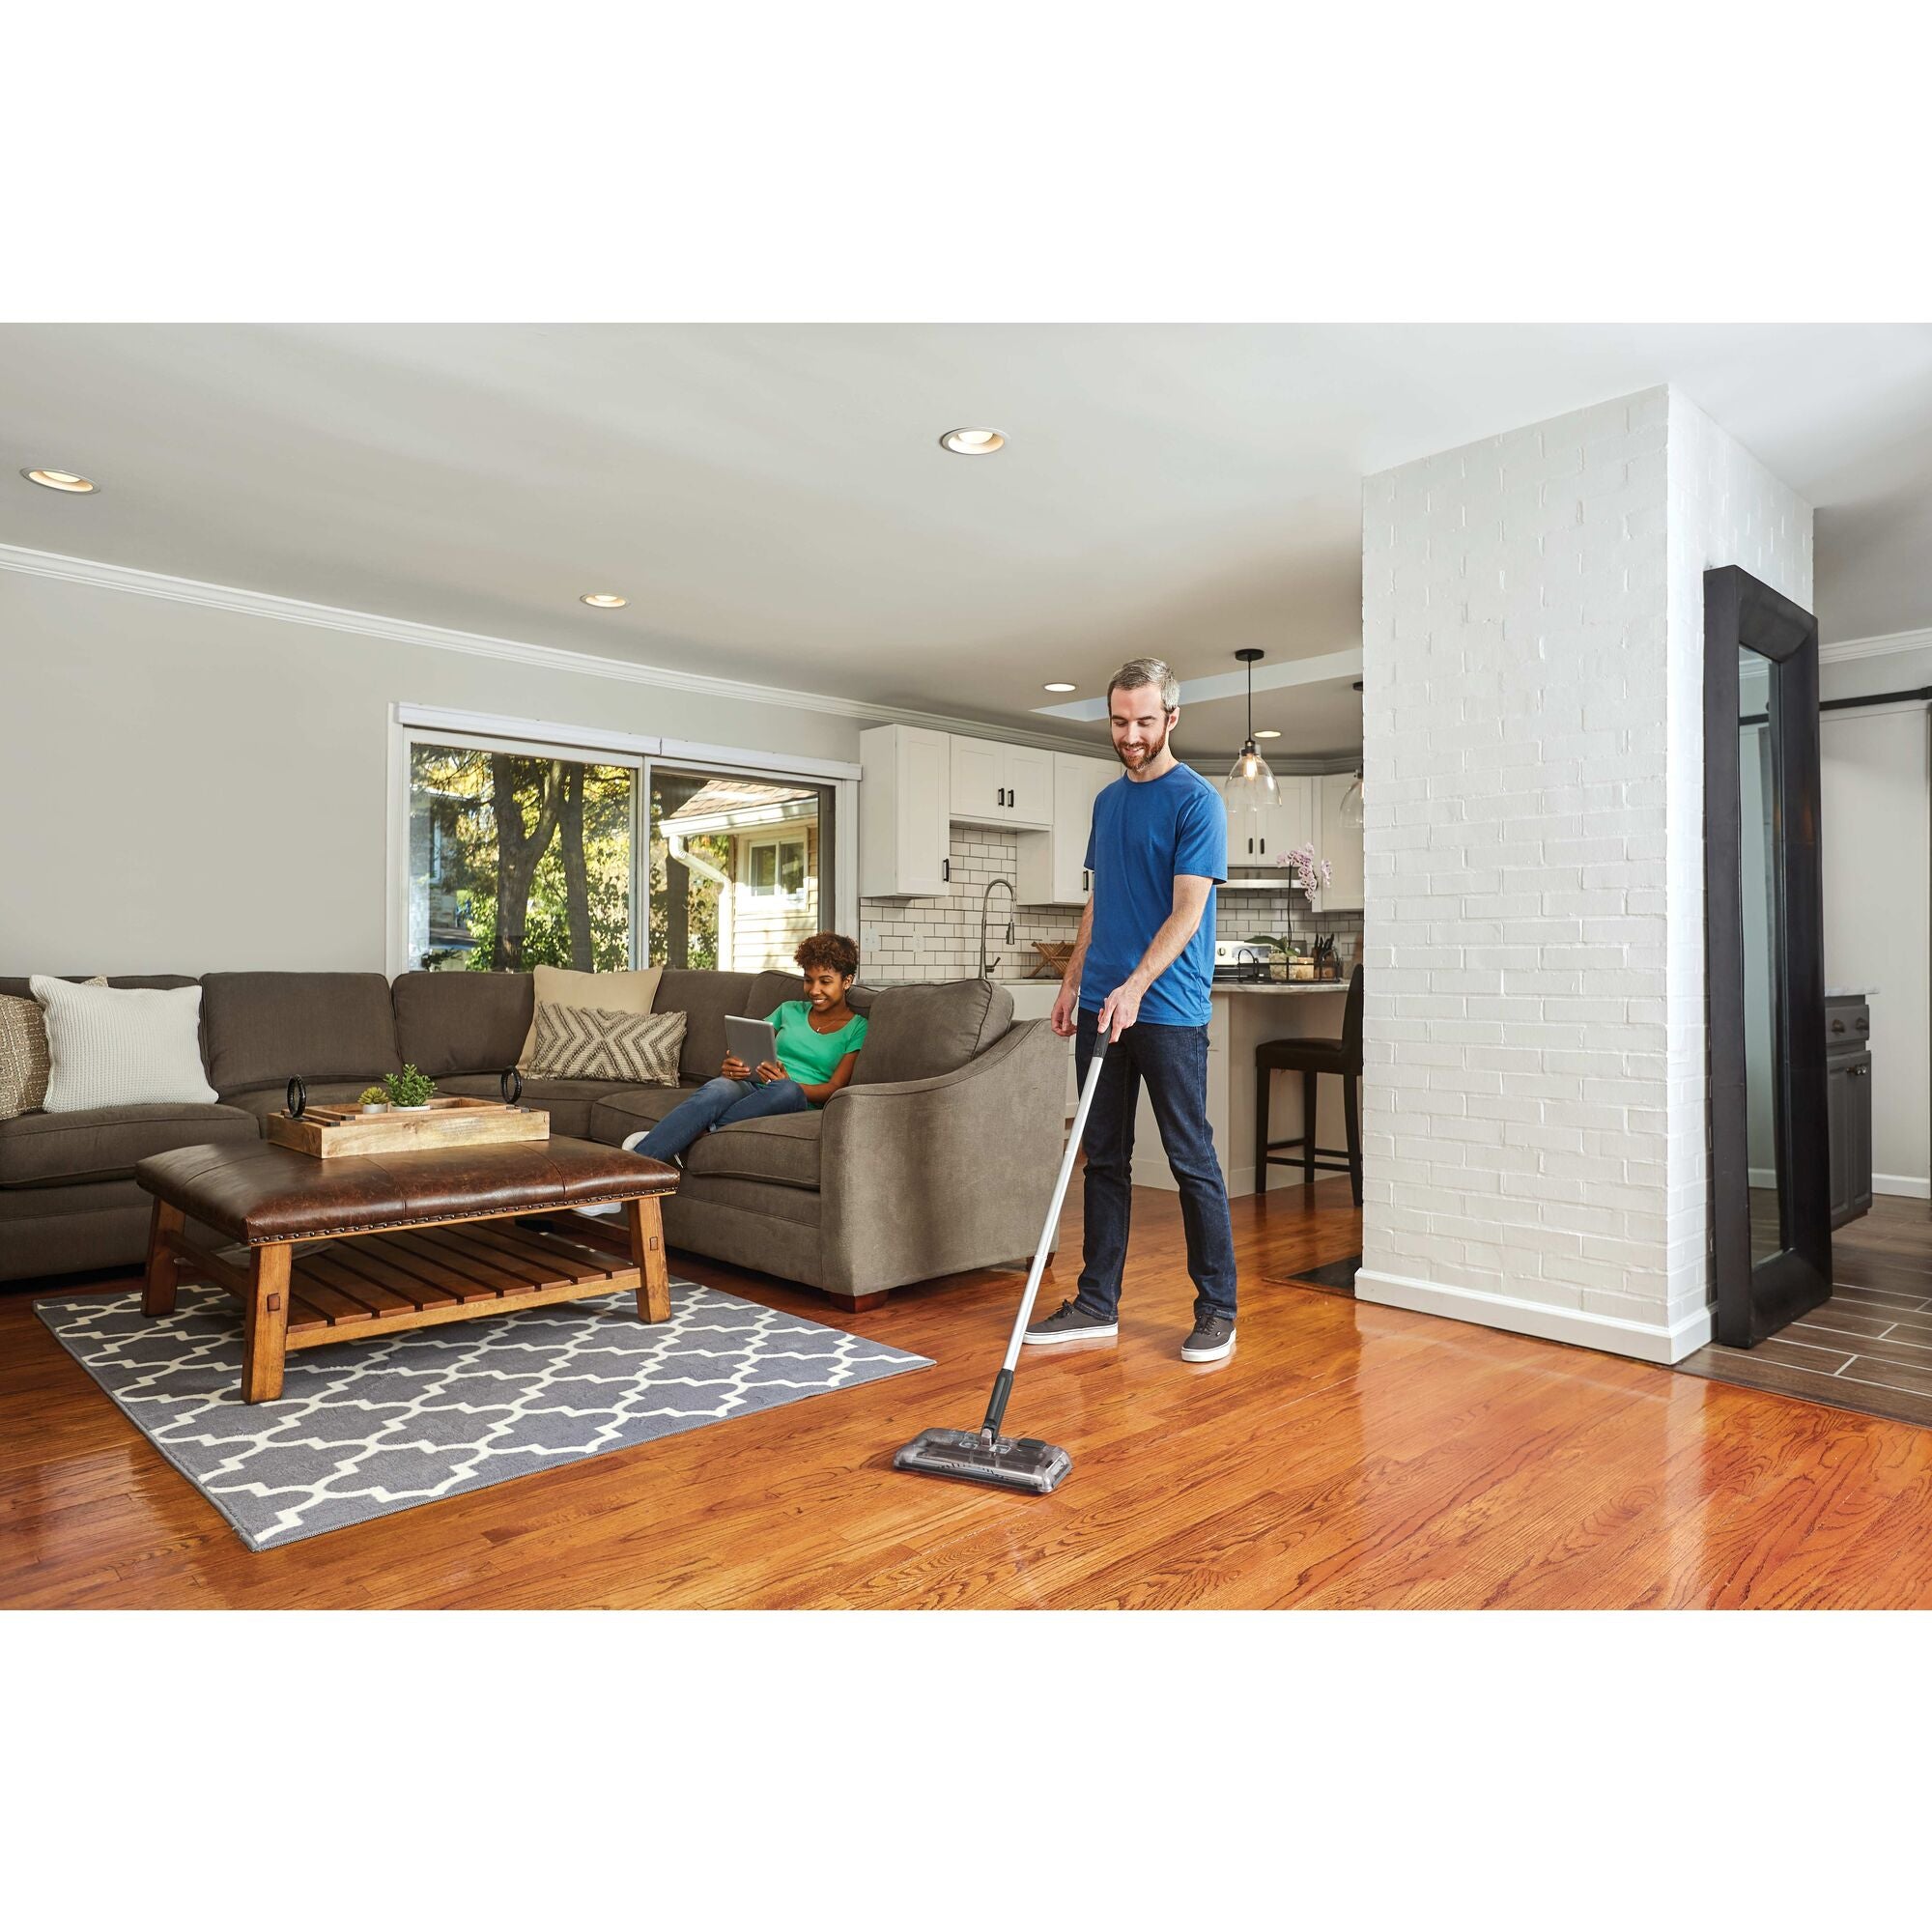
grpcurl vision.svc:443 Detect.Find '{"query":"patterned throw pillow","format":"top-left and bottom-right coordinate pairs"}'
top-left (527, 1003), bottom-right (686, 1086)
top-left (0, 977), bottom-right (106, 1121)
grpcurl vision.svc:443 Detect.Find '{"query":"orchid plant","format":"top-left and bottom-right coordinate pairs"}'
top-left (1276, 841), bottom-right (1331, 902)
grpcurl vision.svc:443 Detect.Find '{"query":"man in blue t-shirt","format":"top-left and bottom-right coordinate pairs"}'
top-left (1029, 656), bottom-right (1238, 1362)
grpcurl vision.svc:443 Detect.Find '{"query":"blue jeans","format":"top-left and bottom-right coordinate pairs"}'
top-left (627, 1075), bottom-right (810, 1162)
top-left (1073, 1009), bottom-right (1237, 1324)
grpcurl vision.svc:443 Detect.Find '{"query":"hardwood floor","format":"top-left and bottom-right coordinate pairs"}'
top-left (1677, 1194), bottom-right (1932, 1431)
top-left (7, 1178), bottom-right (1932, 1608)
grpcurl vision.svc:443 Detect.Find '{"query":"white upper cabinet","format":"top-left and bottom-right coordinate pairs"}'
top-left (1223, 775), bottom-right (1313, 870)
top-left (860, 724), bottom-right (952, 897)
top-left (1016, 753), bottom-right (1116, 904)
top-left (950, 736), bottom-right (1053, 830)
top-left (1317, 771), bottom-right (1365, 909)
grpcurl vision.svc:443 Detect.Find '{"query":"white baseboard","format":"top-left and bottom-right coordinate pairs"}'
top-left (1355, 1268), bottom-right (1713, 1365)
top-left (1873, 1173), bottom-right (1931, 1200)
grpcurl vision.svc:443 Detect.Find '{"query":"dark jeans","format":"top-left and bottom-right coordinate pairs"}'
top-left (1073, 1009), bottom-right (1237, 1324)
top-left (626, 1075), bottom-right (810, 1163)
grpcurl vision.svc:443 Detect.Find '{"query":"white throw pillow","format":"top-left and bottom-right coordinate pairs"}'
top-left (31, 977), bottom-right (219, 1112)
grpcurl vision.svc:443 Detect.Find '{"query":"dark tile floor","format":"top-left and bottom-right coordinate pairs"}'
top-left (1677, 1195), bottom-right (1932, 1431)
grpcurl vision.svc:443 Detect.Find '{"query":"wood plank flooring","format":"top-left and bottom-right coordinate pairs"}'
top-left (1677, 1194), bottom-right (1932, 1431)
top-left (7, 1179), bottom-right (1932, 1608)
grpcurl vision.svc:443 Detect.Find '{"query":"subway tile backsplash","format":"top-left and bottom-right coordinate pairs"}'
top-left (858, 826), bottom-right (1363, 983)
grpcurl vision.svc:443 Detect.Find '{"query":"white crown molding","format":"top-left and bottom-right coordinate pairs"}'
top-left (1819, 624), bottom-right (1932, 666)
top-left (0, 540), bottom-right (1101, 758)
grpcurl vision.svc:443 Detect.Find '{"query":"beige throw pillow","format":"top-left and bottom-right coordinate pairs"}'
top-left (520, 964), bottom-right (664, 1070)
top-left (527, 1003), bottom-right (686, 1085)
top-left (0, 977), bottom-right (106, 1121)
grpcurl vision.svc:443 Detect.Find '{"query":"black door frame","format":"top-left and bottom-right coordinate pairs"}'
top-left (1704, 564), bottom-right (1832, 1348)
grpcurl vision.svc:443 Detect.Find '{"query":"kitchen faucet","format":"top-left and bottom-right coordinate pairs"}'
top-left (980, 877), bottom-right (1016, 978)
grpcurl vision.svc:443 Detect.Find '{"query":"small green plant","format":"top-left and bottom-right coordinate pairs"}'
top-left (383, 1064), bottom-right (438, 1108)
top-left (357, 1085), bottom-right (388, 1107)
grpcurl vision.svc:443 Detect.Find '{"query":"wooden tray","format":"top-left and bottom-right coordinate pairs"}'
top-left (265, 1095), bottom-right (551, 1159)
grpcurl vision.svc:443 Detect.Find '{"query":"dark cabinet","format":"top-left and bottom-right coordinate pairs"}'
top-left (1825, 995), bottom-right (1874, 1230)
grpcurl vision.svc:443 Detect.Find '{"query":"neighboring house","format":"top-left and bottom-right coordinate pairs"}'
top-left (660, 778), bottom-right (822, 972)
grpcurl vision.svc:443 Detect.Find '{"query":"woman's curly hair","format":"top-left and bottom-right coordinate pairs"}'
top-left (795, 930), bottom-right (860, 979)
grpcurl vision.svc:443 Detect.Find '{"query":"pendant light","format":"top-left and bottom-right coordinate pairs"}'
top-left (1339, 681), bottom-right (1364, 827)
top-left (1226, 648), bottom-right (1278, 804)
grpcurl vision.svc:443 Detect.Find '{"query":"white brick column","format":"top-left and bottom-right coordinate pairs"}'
top-left (1356, 385), bottom-right (1812, 1363)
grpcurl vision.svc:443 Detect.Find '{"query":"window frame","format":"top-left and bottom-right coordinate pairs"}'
top-left (386, 704), bottom-right (859, 979)
top-left (745, 831), bottom-right (810, 903)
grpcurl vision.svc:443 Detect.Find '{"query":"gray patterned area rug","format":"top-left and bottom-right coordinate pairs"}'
top-left (36, 1280), bottom-right (930, 1550)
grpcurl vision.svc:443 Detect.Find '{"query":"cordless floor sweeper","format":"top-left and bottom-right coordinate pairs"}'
top-left (894, 1037), bottom-right (1108, 1495)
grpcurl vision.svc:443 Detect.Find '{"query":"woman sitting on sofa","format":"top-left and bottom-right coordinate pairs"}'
top-left (621, 930), bottom-right (867, 1166)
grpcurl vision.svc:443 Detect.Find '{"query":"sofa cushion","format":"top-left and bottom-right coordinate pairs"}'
top-left (202, 973), bottom-right (402, 1094)
top-left (0, 1101), bottom-right (258, 1188)
top-left (682, 1111), bottom-right (822, 1192)
top-left (587, 1083), bottom-right (703, 1145)
top-left (745, 969), bottom-right (803, 1020)
top-left (654, 970), bottom-right (756, 1083)
top-left (848, 980), bottom-right (1012, 1085)
top-left (391, 970), bottom-right (533, 1078)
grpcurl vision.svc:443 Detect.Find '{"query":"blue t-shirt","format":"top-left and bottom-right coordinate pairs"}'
top-left (1081, 762), bottom-right (1227, 1027)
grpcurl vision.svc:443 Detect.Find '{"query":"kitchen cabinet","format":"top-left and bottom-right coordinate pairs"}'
top-left (1224, 775), bottom-right (1312, 869)
top-left (950, 736), bottom-right (1053, 829)
top-left (860, 724), bottom-right (952, 897)
top-left (1016, 753), bottom-right (1115, 905)
top-left (1317, 771), bottom-right (1365, 910)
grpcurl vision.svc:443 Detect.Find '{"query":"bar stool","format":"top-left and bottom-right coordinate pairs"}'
top-left (1255, 965), bottom-right (1364, 1206)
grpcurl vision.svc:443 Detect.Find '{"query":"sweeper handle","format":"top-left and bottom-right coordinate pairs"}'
top-left (980, 1036), bottom-right (1110, 1440)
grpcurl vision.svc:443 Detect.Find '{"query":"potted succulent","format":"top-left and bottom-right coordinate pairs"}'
top-left (356, 1085), bottom-right (389, 1115)
top-left (383, 1064), bottom-right (438, 1112)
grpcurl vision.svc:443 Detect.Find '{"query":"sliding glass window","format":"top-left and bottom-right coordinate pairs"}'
top-left (406, 740), bottom-right (639, 972)
top-left (649, 768), bottom-right (835, 971)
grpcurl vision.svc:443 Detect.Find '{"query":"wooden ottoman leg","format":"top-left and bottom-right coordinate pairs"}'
top-left (143, 1199), bottom-right (185, 1316)
top-left (242, 1244), bottom-right (292, 1404)
top-left (625, 1197), bottom-right (671, 1322)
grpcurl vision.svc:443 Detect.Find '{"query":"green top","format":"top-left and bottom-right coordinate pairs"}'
top-left (766, 1001), bottom-right (867, 1099)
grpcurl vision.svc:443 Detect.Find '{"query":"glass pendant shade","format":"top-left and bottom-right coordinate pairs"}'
top-left (1227, 648), bottom-right (1276, 800)
top-left (1340, 767), bottom-right (1365, 829)
top-left (1227, 740), bottom-right (1279, 801)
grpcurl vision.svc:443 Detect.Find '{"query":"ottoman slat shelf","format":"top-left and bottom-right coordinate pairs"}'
top-left (136, 1137), bottom-right (679, 1403)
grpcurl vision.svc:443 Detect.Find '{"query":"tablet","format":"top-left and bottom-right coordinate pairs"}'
top-left (724, 1014), bottom-right (780, 1080)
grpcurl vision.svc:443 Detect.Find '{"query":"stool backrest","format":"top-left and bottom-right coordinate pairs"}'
top-left (1343, 964), bottom-right (1365, 1065)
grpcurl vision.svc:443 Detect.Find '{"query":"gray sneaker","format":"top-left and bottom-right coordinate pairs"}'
top-left (1023, 1298), bottom-right (1119, 1346)
top-left (1180, 1314), bottom-right (1236, 1362)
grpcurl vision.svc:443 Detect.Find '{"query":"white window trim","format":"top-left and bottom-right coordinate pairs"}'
top-left (386, 703), bottom-right (859, 977)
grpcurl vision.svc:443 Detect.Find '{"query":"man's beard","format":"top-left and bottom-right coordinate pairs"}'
top-left (1115, 722), bottom-right (1169, 771)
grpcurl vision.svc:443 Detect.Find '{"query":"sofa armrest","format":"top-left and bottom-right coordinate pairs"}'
top-left (817, 1018), bottom-right (1070, 1295)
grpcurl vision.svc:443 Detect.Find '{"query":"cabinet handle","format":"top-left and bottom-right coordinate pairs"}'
top-left (942, 859), bottom-right (950, 882)
top-left (1082, 869), bottom-right (1091, 892)
top-left (1260, 837), bottom-right (1266, 855)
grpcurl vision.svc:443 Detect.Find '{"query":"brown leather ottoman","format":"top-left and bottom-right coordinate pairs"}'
top-left (135, 1137), bottom-right (680, 1403)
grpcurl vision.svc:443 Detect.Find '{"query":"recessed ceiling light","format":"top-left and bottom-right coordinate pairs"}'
top-left (579, 593), bottom-right (627, 609)
top-left (21, 468), bottom-right (97, 494)
top-left (1043, 681), bottom-right (1076, 693)
top-left (1255, 729), bottom-right (1282, 740)
top-left (939, 427), bottom-right (1006, 456)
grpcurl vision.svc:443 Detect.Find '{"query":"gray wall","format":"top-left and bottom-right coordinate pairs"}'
top-left (0, 569), bottom-right (867, 975)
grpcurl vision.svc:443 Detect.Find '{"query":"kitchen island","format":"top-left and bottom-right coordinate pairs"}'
top-left (988, 979), bottom-right (1352, 1195)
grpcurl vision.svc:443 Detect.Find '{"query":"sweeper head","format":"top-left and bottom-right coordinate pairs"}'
top-left (894, 1423), bottom-right (1071, 1495)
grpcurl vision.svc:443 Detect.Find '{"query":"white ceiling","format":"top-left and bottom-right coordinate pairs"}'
top-left (5, 324), bottom-right (1931, 760)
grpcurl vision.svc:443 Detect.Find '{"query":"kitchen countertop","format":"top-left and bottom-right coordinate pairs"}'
top-left (1212, 980), bottom-right (1348, 995)
top-left (1826, 987), bottom-right (1879, 998)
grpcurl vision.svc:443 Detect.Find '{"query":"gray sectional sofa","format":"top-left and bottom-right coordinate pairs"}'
top-left (0, 969), bottom-right (1067, 1306)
